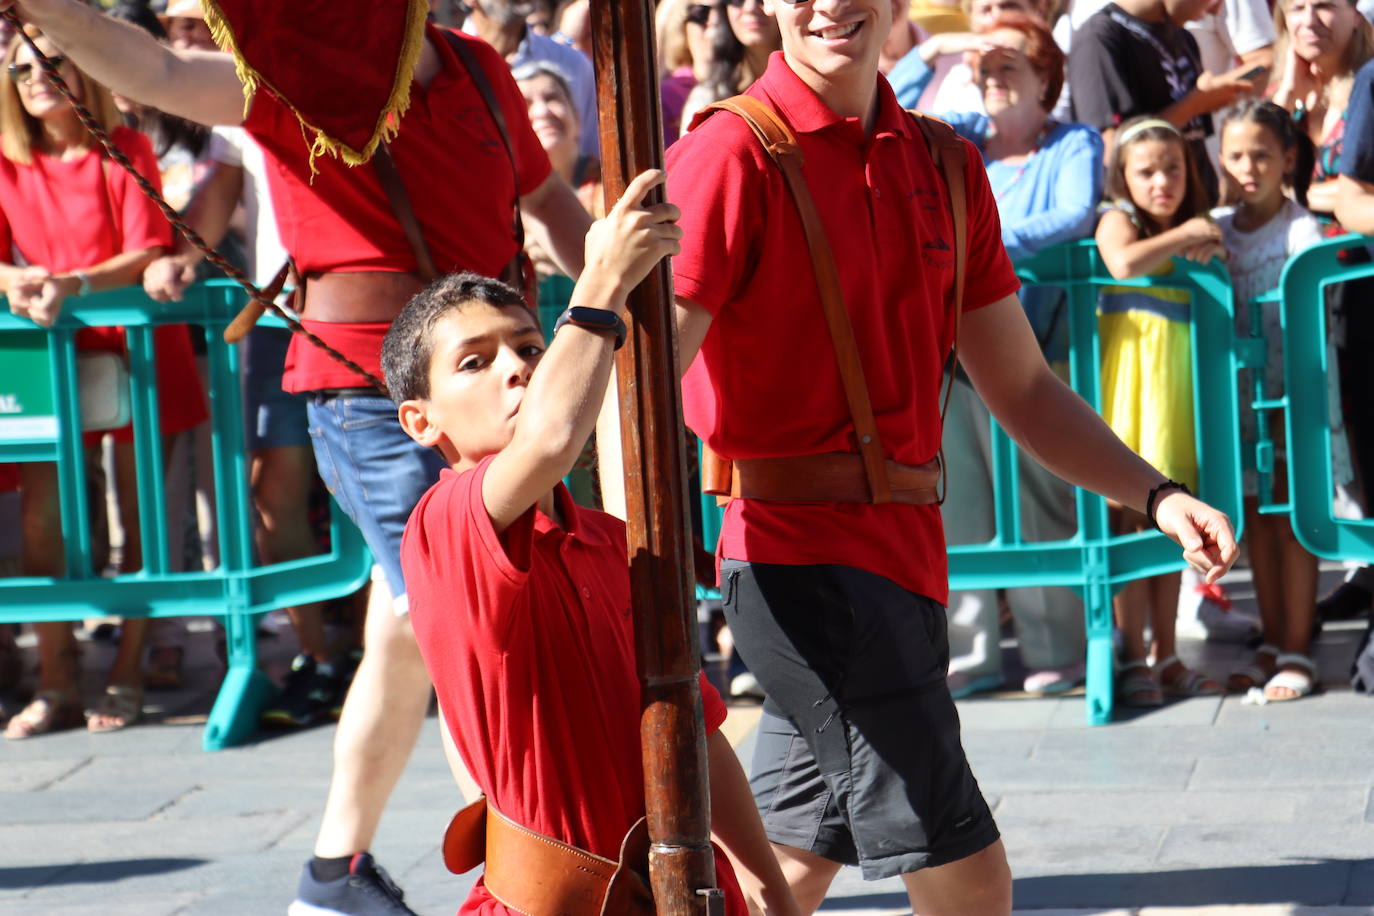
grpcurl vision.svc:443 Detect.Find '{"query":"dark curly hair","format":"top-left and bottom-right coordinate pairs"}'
top-left (380, 272), bottom-right (529, 404)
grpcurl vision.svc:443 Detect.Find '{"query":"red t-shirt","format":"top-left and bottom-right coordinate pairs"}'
top-left (242, 25), bottom-right (553, 392)
top-left (402, 458), bottom-right (744, 914)
top-left (0, 126), bottom-right (205, 441)
top-left (667, 54), bottom-right (1021, 606)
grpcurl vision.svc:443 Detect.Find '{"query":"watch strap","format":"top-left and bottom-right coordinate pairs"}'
top-left (554, 306), bottom-right (626, 351)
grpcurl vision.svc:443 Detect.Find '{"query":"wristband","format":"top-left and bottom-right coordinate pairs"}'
top-left (1146, 479), bottom-right (1191, 531)
top-left (553, 306), bottom-right (626, 350)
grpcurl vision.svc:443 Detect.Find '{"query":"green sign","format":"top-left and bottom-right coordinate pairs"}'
top-left (0, 332), bottom-right (57, 441)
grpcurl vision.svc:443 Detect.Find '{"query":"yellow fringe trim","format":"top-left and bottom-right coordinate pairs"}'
top-left (200, 0), bottom-right (428, 176)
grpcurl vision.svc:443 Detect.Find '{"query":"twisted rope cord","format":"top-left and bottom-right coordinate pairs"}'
top-left (3, 10), bottom-right (389, 394)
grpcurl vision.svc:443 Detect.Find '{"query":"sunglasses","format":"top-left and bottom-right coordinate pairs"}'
top-left (686, 4), bottom-right (712, 25)
top-left (7, 56), bottom-right (64, 84)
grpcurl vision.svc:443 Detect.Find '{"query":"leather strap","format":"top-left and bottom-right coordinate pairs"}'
top-left (704, 96), bottom-right (892, 503)
top-left (223, 260), bottom-right (292, 344)
top-left (373, 145), bottom-right (439, 283)
top-left (698, 97), bottom-right (970, 506)
top-left (441, 29), bottom-right (528, 291)
top-left (730, 453), bottom-right (942, 505)
top-left (441, 798), bottom-right (653, 916)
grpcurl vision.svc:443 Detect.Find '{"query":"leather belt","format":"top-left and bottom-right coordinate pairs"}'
top-left (726, 452), bottom-right (942, 505)
top-left (442, 798), bottom-right (653, 916)
top-left (299, 271), bottom-right (428, 324)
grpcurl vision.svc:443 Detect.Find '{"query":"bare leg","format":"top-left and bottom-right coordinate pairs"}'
top-left (769, 843), bottom-right (842, 916)
top-left (902, 839), bottom-right (1013, 916)
top-left (312, 578), bottom-right (433, 857)
top-left (1147, 570), bottom-right (1184, 662)
top-left (20, 462), bottom-right (79, 694)
top-left (251, 446), bottom-right (328, 661)
top-left (1244, 499), bottom-right (1286, 642)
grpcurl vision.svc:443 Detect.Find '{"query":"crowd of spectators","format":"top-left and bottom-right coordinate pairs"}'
top-left (0, 0), bottom-right (1372, 736)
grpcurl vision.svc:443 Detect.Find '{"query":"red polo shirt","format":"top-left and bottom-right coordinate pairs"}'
top-left (242, 25), bottom-right (552, 392)
top-left (402, 457), bottom-right (743, 914)
top-left (667, 53), bottom-right (1020, 605)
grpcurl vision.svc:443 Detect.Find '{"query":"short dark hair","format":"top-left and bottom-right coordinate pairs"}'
top-left (380, 272), bottom-right (528, 403)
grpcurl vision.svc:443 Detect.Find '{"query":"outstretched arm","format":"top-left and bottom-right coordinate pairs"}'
top-left (960, 293), bottom-right (1237, 582)
top-left (521, 171), bottom-right (593, 279)
top-left (0, 0), bottom-right (245, 125)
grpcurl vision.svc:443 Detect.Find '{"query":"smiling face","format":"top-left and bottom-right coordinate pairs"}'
top-left (763, 0), bottom-right (901, 96)
top-left (403, 303), bottom-right (546, 467)
top-left (1122, 138), bottom-right (1188, 225)
top-left (1283, 0), bottom-right (1361, 69)
top-left (1220, 120), bottom-right (1293, 207)
top-left (728, 0), bottom-right (781, 50)
top-left (13, 38), bottom-right (78, 122)
top-left (519, 72), bottom-right (579, 156)
top-left (974, 29), bottom-right (1047, 116)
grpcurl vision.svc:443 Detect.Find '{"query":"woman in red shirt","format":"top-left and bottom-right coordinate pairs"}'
top-left (0, 28), bottom-right (205, 738)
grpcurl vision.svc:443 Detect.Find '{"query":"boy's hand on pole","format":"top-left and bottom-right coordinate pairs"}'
top-left (580, 169), bottom-right (681, 308)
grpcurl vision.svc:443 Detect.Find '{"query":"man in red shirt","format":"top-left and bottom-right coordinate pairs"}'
top-left (665, 0), bottom-right (1238, 911)
top-left (385, 170), bottom-right (797, 914)
top-left (6, 2), bottom-right (593, 913)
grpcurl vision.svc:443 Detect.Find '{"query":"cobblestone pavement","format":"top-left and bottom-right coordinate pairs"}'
top-left (1, 566), bottom-right (1372, 915)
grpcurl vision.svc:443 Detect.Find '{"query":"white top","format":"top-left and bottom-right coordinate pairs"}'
top-left (1215, 197), bottom-right (1323, 308)
top-left (209, 125), bottom-right (288, 291)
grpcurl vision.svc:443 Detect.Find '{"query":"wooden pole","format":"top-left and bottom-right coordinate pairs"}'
top-left (588, 2), bottom-right (721, 913)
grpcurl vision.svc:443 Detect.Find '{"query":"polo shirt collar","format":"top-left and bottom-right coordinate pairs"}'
top-left (754, 51), bottom-right (913, 142)
top-left (533, 483), bottom-right (610, 547)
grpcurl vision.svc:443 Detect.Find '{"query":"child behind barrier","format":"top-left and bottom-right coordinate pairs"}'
top-left (1095, 116), bottom-right (1225, 707)
top-left (1215, 100), bottom-right (1342, 700)
top-left (384, 170), bottom-right (797, 915)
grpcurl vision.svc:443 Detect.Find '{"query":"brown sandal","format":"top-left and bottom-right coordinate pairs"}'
top-left (87, 684), bottom-right (144, 733)
top-left (4, 689), bottom-right (85, 740)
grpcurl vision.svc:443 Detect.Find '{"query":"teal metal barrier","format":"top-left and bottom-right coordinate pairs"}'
top-left (957, 240), bottom-right (1244, 724)
top-left (689, 241), bottom-right (1245, 724)
top-left (0, 280), bottom-right (372, 749)
top-left (1280, 234), bottom-right (1374, 563)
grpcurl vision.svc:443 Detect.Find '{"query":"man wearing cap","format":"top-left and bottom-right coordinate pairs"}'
top-left (158, 0), bottom-right (215, 50)
top-left (0, 1), bottom-right (593, 914)
top-left (664, 0), bottom-right (1238, 909)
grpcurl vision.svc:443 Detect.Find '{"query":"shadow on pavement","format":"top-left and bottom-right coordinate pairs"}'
top-left (0, 857), bottom-right (207, 890)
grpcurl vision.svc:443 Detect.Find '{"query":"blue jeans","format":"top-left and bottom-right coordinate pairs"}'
top-left (307, 392), bottom-right (446, 609)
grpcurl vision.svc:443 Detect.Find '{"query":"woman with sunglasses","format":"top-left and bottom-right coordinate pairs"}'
top-left (679, 0), bottom-right (781, 133)
top-left (0, 27), bottom-right (205, 739)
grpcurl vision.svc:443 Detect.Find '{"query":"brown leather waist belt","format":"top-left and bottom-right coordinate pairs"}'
top-left (299, 271), bottom-right (428, 324)
top-left (725, 452), bottom-right (942, 505)
top-left (442, 798), bottom-right (653, 916)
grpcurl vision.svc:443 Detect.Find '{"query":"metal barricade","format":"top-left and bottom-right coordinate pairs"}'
top-left (951, 240), bottom-right (1244, 723)
top-left (0, 281), bottom-right (371, 750)
top-left (1278, 234), bottom-right (1374, 563)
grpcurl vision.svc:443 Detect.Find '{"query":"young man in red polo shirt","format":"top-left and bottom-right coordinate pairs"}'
top-left (664, 0), bottom-right (1238, 911)
top-left (384, 170), bottom-right (798, 915)
top-left (5, 1), bottom-right (594, 913)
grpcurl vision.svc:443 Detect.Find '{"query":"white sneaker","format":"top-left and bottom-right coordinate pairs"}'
top-left (730, 672), bottom-right (765, 700)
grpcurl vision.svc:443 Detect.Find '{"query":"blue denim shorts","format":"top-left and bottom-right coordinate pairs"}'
top-left (243, 327), bottom-right (309, 451)
top-left (307, 391), bottom-right (446, 611)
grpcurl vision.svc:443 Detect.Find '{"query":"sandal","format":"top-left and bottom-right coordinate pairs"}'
top-left (1155, 654), bottom-right (1224, 698)
top-left (144, 646), bottom-right (185, 691)
top-left (1117, 660), bottom-right (1163, 708)
top-left (1023, 662), bottom-right (1085, 695)
top-left (1227, 643), bottom-right (1278, 693)
top-left (86, 684), bottom-right (144, 733)
top-left (4, 688), bottom-right (85, 740)
top-left (1263, 653), bottom-right (1318, 702)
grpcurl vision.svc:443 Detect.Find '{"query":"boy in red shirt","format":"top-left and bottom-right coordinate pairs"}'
top-left (383, 170), bottom-right (798, 915)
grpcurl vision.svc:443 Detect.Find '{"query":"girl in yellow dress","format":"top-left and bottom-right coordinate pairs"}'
top-left (1095, 117), bottom-right (1226, 707)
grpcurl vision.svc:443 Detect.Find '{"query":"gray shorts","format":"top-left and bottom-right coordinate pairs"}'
top-left (721, 559), bottom-right (999, 880)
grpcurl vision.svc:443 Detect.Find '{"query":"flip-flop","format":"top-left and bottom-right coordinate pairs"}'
top-left (1155, 654), bottom-right (1224, 697)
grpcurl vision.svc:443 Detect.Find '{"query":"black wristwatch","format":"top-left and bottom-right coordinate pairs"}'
top-left (553, 306), bottom-right (627, 351)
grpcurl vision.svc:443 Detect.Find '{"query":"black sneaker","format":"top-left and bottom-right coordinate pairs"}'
top-left (288, 853), bottom-right (417, 916)
top-left (262, 655), bottom-right (339, 729)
